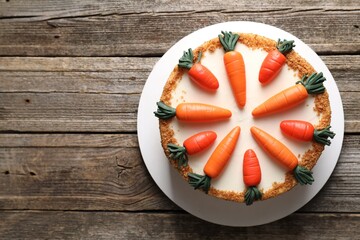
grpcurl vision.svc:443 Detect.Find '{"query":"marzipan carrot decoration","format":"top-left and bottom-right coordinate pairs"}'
top-left (188, 126), bottom-right (241, 193)
top-left (243, 149), bottom-right (262, 205)
top-left (178, 48), bottom-right (219, 91)
top-left (219, 31), bottom-right (246, 108)
top-left (250, 126), bottom-right (314, 185)
top-left (252, 72), bottom-right (326, 117)
top-left (259, 39), bottom-right (295, 84)
top-left (280, 120), bottom-right (335, 146)
top-left (167, 131), bottom-right (217, 167)
top-left (154, 101), bottom-right (232, 122)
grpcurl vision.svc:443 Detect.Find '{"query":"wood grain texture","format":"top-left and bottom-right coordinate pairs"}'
top-left (0, 11), bottom-right (359, 56)
top-left (0, 92), bottom-right (139, 132)
top-left (0, 56), bottom-right (359, 132)
top-left (0, 57), bottom-right (153, 94)
top-left (0, 1), bottom-right (358, 239)
top-left (0, 140), bottom-right (177, 211)
top-left (0, 134), bottom-right (358, 212)
top-left (0, 211), bottom-right (359, 239)
top-left (1, 0), bottom-right (359, 18)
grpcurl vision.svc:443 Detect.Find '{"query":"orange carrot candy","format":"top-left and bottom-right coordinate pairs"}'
top-left (280, 120), bottom-right (335, 146)
top-left (243, 149), bottom-right (262, 205)
top-left (178, 48), bottom-right (219, 91)
top-left (167, 131), bottom-right (217, 167)
top-left (252, 72), bottom-right (326, 117)
top-left (250, 126), bottom-right (314, 185)
top-left (188, 126), bottom-right (241, 193)
top-left (218, 31), bottom-right (246, 108)
top-left (154, 101), bottom-right (231, 122)
top-left (259, 39), bottom-right (295, 84)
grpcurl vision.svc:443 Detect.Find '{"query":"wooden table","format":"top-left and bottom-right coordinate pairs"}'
top-left (0, 1), bottom-right (359, 239)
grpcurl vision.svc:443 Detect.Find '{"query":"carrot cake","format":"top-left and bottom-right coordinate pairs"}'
top-left (154, 32), bottom-right (334, 205)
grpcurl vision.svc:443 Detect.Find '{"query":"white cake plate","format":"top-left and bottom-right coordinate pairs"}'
top-left (137, 21), bottom-right (344, 227)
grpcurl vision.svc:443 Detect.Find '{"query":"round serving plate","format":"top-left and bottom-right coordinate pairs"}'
top-left (137, 21), bottom-right (344, 226)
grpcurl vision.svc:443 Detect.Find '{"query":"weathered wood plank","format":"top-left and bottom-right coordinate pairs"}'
top-left (320, 56), bottom-right (360, 93)
top-left (0, 11), bottom-right (359, 56)
top-left (1, 0), bottom-right (359, 18)
top-left (0, 134), bottom-right (358, 212)
top-left (0, 134), bottom-right (138, 148)
top-left (0, 144), bottom-right (176, 211)
top-left (341, 92), bottom-right (360, 133)
top-left (0, 56), bottom-right (155, 72)
top-left (0, 211), bottom-right (358, 239)
top-left (0, 93), bottom-right (138, 132)
top-left (0, 57), bottom-right (154, 94)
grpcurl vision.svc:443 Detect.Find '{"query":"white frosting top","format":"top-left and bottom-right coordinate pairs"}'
top-left (169, 44), bottom-right (319, 193)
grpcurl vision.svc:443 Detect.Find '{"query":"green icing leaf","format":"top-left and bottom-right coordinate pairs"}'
top-left (294, 165), bottom-right (314, 185)
top-left (154, 101), bottom-right (176, 119)
top-left (188, 173), bottom-right (211, 194)
top-left (167, 143), bottom-right (188, 167)
top-left (178, 48), bottom-right (195, 69)
top-left (297, 72), bottom-right (326, 95)
top-left (277, 39), bottom-right (295, 55)
top-left (218, 31), bottom-right (240, 52)
top-left (314, 126), bottom-right (336, 146)
top-left (245, 187), bottom-right (262, 205)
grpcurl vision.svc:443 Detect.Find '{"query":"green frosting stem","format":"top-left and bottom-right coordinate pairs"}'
top-left (153, 101), bottom-right (176, 119)
top-left (178, 48), bottom-right (203, 69)
top-left (167, 143), bottom-right (188, 167)
top-left (188, 173), bottom-right (211, 193)
top-left (178, 48), bottom-right (194, 69)
top-left (218, 31), bottom-right (240, 52)
top-left (294, 165), bottom-right (314, 185)
top-left (297, 72), bottom-right (327, 95)
top-left (313, 126), bottom-right (336, 146)
top-left (245, 186), bottom-right (262, 206)
top-left (277, 39), bottom-right (295, 55)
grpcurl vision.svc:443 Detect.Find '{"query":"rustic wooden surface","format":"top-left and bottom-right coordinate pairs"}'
top-left (0, 1), bottom-right (359, 239)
